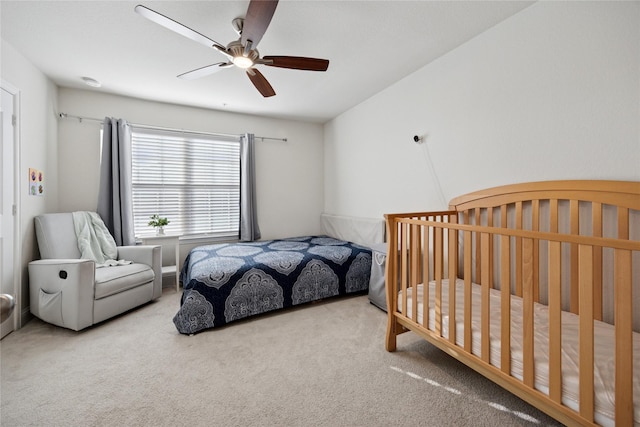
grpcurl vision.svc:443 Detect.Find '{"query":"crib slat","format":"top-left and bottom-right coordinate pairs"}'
top-left (578, 244), bottom-right (594, 422)
top-left (592, 202), bottom-right (603, 321)
top-left (515, 202), bottom-right (523, 297)
top-left (570, 200), bottom-right (579, 314)
top-left (532, 200), bottom-right (540, 302)
top-left (500, 235), bottom-right (511, 375)
top-left (423, 223), bottom-right (430, 328)
top-left (522, 238), bottom-right (535, 388)
top-left (401, 222), bottom-right (408, 319)
top-left (550, 199), bottom-right (559, 233)
top-left (548, 241), bottom-right (562, 403)
top-left (411, 223), bottom-right (420, 324)
top-left (481, 233), bottom-right (490, 363)
top-left (448, 226), bottom-right (457, 345)
top-left (474, 208), bottom-right (482, 280)
top-left (435, 226), bottom-right (443, 336)
top-left (615, 248), bottom-right (633, 424)
top-left (488, 207), bottom-right (494, 290)
top-left (475, 209), bottom-right (481, 283)
top-left (618, 207), bottom-right (629, 239)
top-left (464, 230), bottom-right (472, 352)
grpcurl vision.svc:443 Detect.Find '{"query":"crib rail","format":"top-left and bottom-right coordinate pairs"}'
top-left (385, 211), bottom-right (640, 426)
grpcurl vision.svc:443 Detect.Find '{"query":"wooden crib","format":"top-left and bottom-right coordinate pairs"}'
top-left (384, 180), bottom-right (640, 426)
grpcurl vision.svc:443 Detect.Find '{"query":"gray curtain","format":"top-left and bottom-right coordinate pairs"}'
top-left (239, 133), bottom-right (261, 241)
top-left (97, 117), bottom-right (135, 246)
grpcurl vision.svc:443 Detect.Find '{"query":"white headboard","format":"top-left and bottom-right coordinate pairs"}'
top-left (320, 213), bottom-right (385, 248)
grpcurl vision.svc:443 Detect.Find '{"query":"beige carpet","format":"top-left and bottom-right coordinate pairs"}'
top-left (1, 288), bottom-right (562, 427)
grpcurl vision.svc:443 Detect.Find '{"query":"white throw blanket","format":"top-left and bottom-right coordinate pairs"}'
top-left (72, 211), bottom-right (131, 268)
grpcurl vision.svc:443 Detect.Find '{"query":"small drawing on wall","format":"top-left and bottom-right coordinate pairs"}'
top-left (29, 168), bottom-right (44, 196)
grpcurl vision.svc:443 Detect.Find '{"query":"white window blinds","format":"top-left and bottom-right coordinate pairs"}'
top-left (130, 128), bottom-right (241, 238)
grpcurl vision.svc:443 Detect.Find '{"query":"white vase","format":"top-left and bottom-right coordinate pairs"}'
top-left (156, 226), bottom-right (165, 236)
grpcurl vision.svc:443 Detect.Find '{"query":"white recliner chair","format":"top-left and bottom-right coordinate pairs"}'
top-left (28, 213), bottom-right (162, 331)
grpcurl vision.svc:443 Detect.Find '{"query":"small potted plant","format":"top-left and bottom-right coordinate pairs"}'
top-left (148, 214), bottom-right (170, 236)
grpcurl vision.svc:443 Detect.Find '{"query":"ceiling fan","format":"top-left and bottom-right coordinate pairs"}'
top-left (134, 0), bottom-right (329, 98)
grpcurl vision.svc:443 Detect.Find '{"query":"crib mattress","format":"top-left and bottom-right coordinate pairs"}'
top-left (399, 279), bottom-right (640, 426)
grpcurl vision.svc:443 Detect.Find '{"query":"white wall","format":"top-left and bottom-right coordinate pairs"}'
top-left (1, 39), bottom-right (59, 317)
top-left (57, 89), bottom-right (324, 240)
top-left (324, 1), bottom-right (640, 219)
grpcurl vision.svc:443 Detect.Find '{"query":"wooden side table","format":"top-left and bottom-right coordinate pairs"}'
top-left (139, 234), bottom-right (181, 292)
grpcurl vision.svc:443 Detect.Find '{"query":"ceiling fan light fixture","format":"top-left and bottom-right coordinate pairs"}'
top-left (232, 55), bottom-right (254, 69)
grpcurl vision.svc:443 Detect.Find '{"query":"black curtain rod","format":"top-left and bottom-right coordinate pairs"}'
top-left (57, 113), bottom-right (288, 142)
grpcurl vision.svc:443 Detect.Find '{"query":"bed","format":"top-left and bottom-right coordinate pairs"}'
top-left (174, 214), bottom-right (384, 334)
top-left (384, 180), bottom-right (640, 426)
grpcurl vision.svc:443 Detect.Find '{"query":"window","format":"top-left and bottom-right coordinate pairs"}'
top-left (130, 128), bottom-right (240, 238)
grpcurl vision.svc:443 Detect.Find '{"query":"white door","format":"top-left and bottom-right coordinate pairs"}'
top-left (1, 86), bottom-right (16, 339)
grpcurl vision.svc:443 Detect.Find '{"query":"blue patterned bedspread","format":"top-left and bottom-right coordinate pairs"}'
top-left (173, 236), bottom-right (372, 334)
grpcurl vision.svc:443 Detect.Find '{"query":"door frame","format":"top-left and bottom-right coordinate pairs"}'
top-left (2, 79), bottom-right (22, 331)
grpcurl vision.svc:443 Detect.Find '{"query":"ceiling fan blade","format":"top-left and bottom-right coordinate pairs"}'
top-left (178, 62), bottom-right (233, 80)
top-left (241, 0), bottom-right (278, 50)
top-left (246, 69), bottom-right (276, 97)
top-left (262, 56), bottom-right (329, 71)
top-left (135, 5), bottom-right (228, 54)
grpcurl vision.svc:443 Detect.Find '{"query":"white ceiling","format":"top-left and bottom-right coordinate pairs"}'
top-left (1, 1), bottom-right (533, 123)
